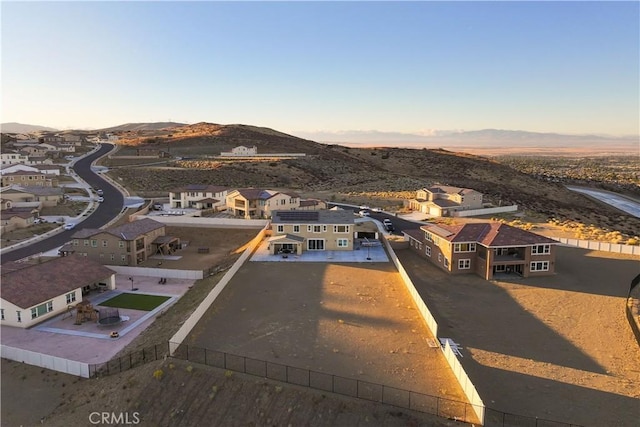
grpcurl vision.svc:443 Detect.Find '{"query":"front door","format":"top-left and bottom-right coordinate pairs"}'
top-left (307, 239), bottom-right (325, 251)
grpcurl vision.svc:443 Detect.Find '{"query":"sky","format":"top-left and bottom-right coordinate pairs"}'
top-left (1, 1), bottom-right (639, 137)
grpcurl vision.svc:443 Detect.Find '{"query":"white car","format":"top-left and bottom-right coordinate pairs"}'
top-left (97, 197), bottom-right (104, 203)
top-left (358, 210), bottom-right (370, 217)
top-left (63, 223), bottom-right (76, 230)
top-left (371, 207), bottom-right (382, 212)
top-left (359, 205), bottom-right (370, 210)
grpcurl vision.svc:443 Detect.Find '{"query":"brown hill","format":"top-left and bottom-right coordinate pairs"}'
top-left (105, 124), bottom-right (640, 237)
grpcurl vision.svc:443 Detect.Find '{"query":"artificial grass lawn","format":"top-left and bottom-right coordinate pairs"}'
top-left (99, 293), bottom-right (170, 311)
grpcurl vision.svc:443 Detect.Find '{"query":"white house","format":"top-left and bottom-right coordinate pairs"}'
top-left (220, 145), bottom-right (258, 156)
top-left (0, 255), bottom-right (116, 328)
top-left (0, 151), bottom-right (29, 166)
top-left (169, 184), bottom-right (229, 209)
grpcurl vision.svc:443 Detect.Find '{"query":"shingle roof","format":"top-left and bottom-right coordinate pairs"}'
top-left (170, 184), bottom-right (228, 193)
top-left (14, 186), bottom-right (62, 196)
top-left (72, 218), bottom-right (165, 241)
top-left (421, 222), bottom-right (557, 247)
top-left (272, 209), bottom-right (354, 224)
top-left (1, 255), bottom-right (115, 309)
top-left (403, 229), bottom-right (424, 241)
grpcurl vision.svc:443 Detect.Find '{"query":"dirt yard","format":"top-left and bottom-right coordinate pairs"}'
top-left (396, 246), bottom-right (640, 426)
top-left (186, 262), bottom-right (471, 412)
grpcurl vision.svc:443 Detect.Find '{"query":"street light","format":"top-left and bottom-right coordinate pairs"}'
top-left (129, 277), bottom-right (138, 291)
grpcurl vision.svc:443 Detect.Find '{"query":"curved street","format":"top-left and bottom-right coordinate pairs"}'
top-left (2, 144), bottom-right (125, 263)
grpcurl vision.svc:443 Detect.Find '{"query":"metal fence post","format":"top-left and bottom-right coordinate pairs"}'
top-left (204, 348), bottom-right (207, 366)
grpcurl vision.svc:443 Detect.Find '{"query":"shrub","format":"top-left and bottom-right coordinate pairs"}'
top-left (153, 369), bottom-right (164, 381)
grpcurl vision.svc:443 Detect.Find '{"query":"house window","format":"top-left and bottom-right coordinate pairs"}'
top-left (16, 311), bottom-right (21, 323)
top-left (425, 246), bottom-right (431, 257)
top-left (323, 225), bottom-right (327, 232)
top-left (73, 240), bottom-right (79, 246)
top-left (102, 240), bottom-right (108, 247)
top-left (84, 240), bottom-right (89, 246)
top-left (311, 225), bottom-right (322, 233)
top-left (337, 238), bottom-right (349, 247)
top-left (454, 243), bottom-right (476, 253)
top-left (293, 225), bottom-right (300, 233)
top-left (66, 292), bottom-right (76, 304)
top-left (280, 199), bottom-right (286, 205)
top-left (276, 225), bottom-right (284, 233)
top-left (119, 241), bottom-right (125, 248)
top-left (458, 259), bottom-right (471, 269)
top-left (530, 261), bottom-right (549, 271)
top-left (532, 244), bottom-right (550, 255)
top-left (444, 258), bottom-right (449, 268)
top-left (418, 242), bottom-right (422, 250)
top-left (121, 255), bottom-right (126, 261)
top-left (91, 240), bottom-right (97, 247)
top-left (494, 248), bottom-right (509, 256)
top-left (334, 225), bottom-right (349, 233)
top-left (438, 253), bottom-right (442, 263)
top-left (1, 309), bottom-right (4, 320)
top-left (110, 254), bottom-right (115, 261)
top-left (425, 233), bottom-right (433, 242)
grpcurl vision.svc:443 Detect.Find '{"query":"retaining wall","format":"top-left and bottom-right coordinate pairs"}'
top-left (141, 215), bottom-right (268, 229)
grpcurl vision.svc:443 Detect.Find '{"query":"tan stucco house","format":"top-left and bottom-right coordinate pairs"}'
top-left (0, 255), bottom-right (116, 328)
top-left (68, 218), bottom-right (175, 266)
top-left (408, 185), bottom-right (484, 217)
top-left (268, 209), bottom-right (355, 255)
top-left (226, 188), bottom-right (300, 219)
top-left (404, 222), bottom-right (558, 280)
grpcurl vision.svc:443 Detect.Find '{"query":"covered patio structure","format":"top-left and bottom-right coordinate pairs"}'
top-left (267, 234), bottom-right (304, 256)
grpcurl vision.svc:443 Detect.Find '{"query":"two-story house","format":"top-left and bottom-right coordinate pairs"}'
top-left (1, 255), bottom-right (116, 328)
top-left (268, 209), bottom-right (355, 255)
top-left (1, 171), bottom-right (54, 187)
top-left (69, 218), bottom-right (172, 266)
top-left (226, 188), bottom-right (300, 219)
top-left (0, 185), bottom-right (63, 207)
top-left (169, 185), bottom-right (228, 209)
top-left (408, 185), bottom-right (484, 217)
top-left (0, 150), bottom-right (29, 166)
top-left (404, 222), bottom-right (558, 280)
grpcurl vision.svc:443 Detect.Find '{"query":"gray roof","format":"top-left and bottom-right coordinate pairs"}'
top-left (72, 218), bottom-right (165, 241)
top-left (272, 209), bottom-right (354, 225)
top-left (13, 185), bottom-right (62, 196)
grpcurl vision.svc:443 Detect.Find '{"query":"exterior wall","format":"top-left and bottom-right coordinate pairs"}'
top-left (1, 173), bottom-right (51, 187)
top-left (0, 153), bottom-right (29, 165)
top-left (0, 288), bottom-right (82, 328)
top-left (1, 215), bottom-right (33, 232)
top-left (171, 189), bottom-right (228, 209)
top-left (226, 194), bottom-right (259, 219)
top-left (273, 223), bottom-right (353, 251)
top-left (72, 228), bottom-right (167, 266)
top-left (262, 193), bottom-right (300, 218)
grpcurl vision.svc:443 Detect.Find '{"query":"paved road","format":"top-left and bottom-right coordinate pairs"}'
top-left (566, 186), bottom-right (640, 218)
top-left (326, 203), bottom-right (423, 234)
top-left (2, 144), bottom-right (125, 263)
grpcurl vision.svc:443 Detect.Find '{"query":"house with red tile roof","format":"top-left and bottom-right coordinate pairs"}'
top-left (0, 255), bottom-right (116, 328)
top-left (403, 222), bottom-right (558, 280)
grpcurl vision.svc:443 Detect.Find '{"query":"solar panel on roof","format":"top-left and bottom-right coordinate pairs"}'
top-left (428, 225), bottom-right (454, 237)
top-left (276, 211), bottom-right (319, 221)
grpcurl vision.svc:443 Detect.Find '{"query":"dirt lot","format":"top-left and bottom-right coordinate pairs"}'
top-left (186, 262), bottom-right (470, 410)
top-left (396, 246), bottom-right (640, 426)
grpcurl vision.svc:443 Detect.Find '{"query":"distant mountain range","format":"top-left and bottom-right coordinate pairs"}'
top-left (3, 122), bottom-right (637, 151)
top-left (293, 129), bottom-right (639, 148)
top-left (1, 122), bottom-right (59, 133)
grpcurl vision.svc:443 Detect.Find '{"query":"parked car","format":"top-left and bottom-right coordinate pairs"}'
top-left (371, 207), bottom-right (382, 212)
top-left (34, 218), bottom-right (46, 224)
top-left (358, 210), bottom-right (370, 217)
top-left (96, 189), bottom-right (104, 196)
top-left (63, 223), bottom-right (76, 230)
top-left (152, 203), bottom-right (163, 211)
top-left (359, 205), bottom-right (370, 210)
top-left (97, 197), bottom-right (104, 203)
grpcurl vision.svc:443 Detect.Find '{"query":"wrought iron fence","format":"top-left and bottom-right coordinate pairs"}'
top-left (89, 342), bottom-right (583, 427)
